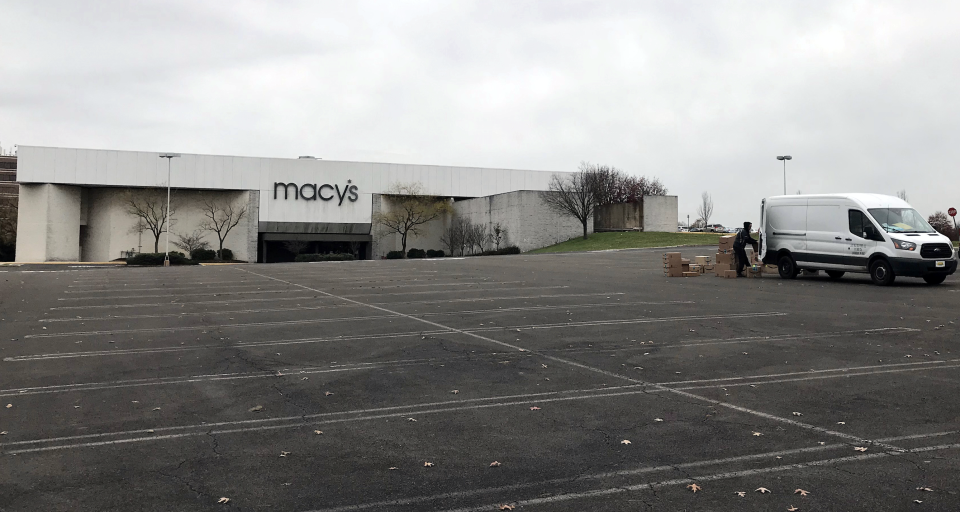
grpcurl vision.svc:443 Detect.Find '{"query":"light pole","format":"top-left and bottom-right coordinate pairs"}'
top-left (158, 153), bottom-right (181, 266)
top-left (776, 155), bottom-right (792, 195)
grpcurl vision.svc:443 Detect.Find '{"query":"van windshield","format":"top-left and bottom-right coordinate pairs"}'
top-left (867, 208), bottom-right (935, 233)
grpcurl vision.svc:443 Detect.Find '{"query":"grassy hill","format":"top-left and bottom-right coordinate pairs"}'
top-left (528, 231), bottom-right (724, 254)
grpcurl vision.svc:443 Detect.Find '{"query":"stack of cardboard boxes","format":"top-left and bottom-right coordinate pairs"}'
top-left (715, 236), bottom-right (738, 278)
top-left (662, 252), bottom-right (700, 277)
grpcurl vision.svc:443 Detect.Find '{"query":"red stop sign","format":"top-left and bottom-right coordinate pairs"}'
top-left (950, 208), bottom-right (958, 217)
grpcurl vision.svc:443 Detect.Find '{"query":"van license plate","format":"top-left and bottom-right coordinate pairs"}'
top-left (936, 261), bottom-right (946, 268)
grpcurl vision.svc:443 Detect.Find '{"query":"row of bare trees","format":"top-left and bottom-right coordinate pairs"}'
top-left (438, 218), bottom-right (508, 256)
top-left (124, 190), bottom-right (246, 258)
top-left (540, 162), bottom-right (667, 240)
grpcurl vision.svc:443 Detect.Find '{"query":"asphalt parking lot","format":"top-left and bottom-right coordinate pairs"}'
top-left (1, 247), bottom-right (959, 511)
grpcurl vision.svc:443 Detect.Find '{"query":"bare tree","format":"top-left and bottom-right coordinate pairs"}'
top-left (539, 162), bottom-right (599, 240)
top-left (491, 222), bottom-right (507, 251)
top-left (897, 189), bottom-right (908, 201)
top-left (125, 190), bottom-right (176, 253)
top-left (592, 165), bottom-right (668, 205)
top-left (0, 196), bottom-right (16, 261)
top-left (173, 229), bottom-right (210, 256)
top-left (199, 197), bottom-right (247, 259)
top-left (372, 183), bottom-right (452, 256)
top-left (697, 192), bottom-right (714, 227)
top-left (440, 216), bottom-right (467, 256)
top-left (349, 240), bottom-right (364, 259)
top-left (466, 223), bottom-right (488, 254)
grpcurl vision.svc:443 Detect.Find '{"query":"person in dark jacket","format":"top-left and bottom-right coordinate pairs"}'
top-left (735, 221), bottom-right (759, 277)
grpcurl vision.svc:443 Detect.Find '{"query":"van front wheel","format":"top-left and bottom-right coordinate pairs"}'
top-left (826, 270), bottom-right (845, 280)
top-left (778, 255), bottom-right (799, 279)
top-left (923, 275), bottom-right (946, 285)
top-left (869, 259), bottom-right (896, 286)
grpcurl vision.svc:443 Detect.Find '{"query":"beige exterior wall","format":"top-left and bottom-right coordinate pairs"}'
top-left (642, 195), bottom-right (679, 232)
top-left (16, 184), bottom-right (81, 262)
top-left (453, 191), bottom-right (591, 252)
top-left (19, 186), bottom-right (257, 262)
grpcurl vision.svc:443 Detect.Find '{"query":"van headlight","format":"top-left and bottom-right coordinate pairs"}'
top-left (892, 239), bottom-right (916, 251)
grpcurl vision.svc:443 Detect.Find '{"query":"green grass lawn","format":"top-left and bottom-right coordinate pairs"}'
top-left (528, 231), bottom-right (724, 254)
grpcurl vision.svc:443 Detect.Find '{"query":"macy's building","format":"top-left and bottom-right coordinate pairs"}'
top-left (14, 146), bottom-right (677, 263)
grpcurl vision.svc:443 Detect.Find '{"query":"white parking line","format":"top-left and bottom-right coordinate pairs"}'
top-left (57, 289), bottom-right (298, 301)
top-left (301, 433), bottom-right (957, 512)
top-left (428, 444), bottom-right (960, 512)
top-left (23, 311), bottom-right (780, 340)
top-left (63, 284), bottom-right (292, 293)
top-left (49, 295), bottom-right (334, 310)
top-left (36, 295), bottom-right (640, 322)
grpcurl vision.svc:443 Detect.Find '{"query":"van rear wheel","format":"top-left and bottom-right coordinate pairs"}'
top-left (826, 271), bottom-right (845, 280)
top-left (869, 259), bottom-right (896, 286)
top-left (923, 275), bottom-right (947, 285)
top-left (778, 255), bottom-right (799, 279)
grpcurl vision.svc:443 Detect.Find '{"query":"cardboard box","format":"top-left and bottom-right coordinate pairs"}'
top-left (714, 263), bottom-right (731, 274)
top-left (682, 271), bottom-right (700, 277)
top-left (744, 264), bottom-right (763, 278)
top-left (663, 252), bottom-right (682, 262)
top-left (715, 252), bottom-right (734, 265)
top-left (719, 236), bottom-right (735, 250)
top-left (666, 268), bottom-right (683, 277)
top-left (681, 263), bottom-right (690, 272)
top-left (695, 256), bottom-right (712, 265)
top-left (723, 270), bottom-right (738, 278)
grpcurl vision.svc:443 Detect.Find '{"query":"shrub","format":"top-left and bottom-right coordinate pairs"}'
top-left (294, 253), bottom-right (356, 262)
top-left (126, 252), bottom-right (197, 266)
top-left (170, 251), bottom-right (186, 259)
top-left (426, 249), bottom-right (445, 258)
top-left (407, 248), bottom-right (426, 259)
top-left (191, 248), bottom-right (217, 261)
top-left (386, 251), bottom-right (404, 259)
top-left (480, 246), bottom-right (521, 256)
top-left (219, 248), bottom-right (234, 260)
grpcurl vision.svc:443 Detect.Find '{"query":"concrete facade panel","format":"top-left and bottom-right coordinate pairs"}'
top-left (642, 195), bottom-right (679, 232)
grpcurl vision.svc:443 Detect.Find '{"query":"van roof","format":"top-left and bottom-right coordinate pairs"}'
top-left (765, 193), bottom-right (912, 209)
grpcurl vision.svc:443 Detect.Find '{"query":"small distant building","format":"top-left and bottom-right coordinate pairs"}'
top-left (593, 196), bottom-right (679, 232)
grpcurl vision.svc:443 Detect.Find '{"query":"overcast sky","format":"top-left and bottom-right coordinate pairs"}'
top-left (2, 0), bottom-right (959, 226)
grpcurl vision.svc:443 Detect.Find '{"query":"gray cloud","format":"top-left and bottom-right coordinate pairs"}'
top-left (2, 0), bottom-right (959, 225)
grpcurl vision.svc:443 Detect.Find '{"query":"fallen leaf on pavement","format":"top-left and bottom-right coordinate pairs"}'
top-left (218, 497), bottom-right (230, 504)
top-left (837, 421), bottom-right (845, 425)
top-left (795, 489), bottom-right (809, 496)
top-left (788, 507), bottom-right (799, 511)
top-left (854, 447), bottom-right (868, 452)
top-left (324, 392), bottom-right (334, 396)
top-left (529, 406), bottom-right (541, 411)
top-left (756, 487), bottom-right (771, 494)
top-left (423, 462), bottom-right (434, 467)
top-left (5, 403), bottom-right (13, 408)
top-left (915, 500), bottom-right (923, 504)
top-left (152, 407), bottom-right (161, 411)
top-left (407, 418), bottom-right (417, 422)
top-left (916, 487), bottom-right (933, 492)
top-left (280, 451), bottom-right (290, 457)
top-left (621, 440), bottom-right (631, 445)
top-left (451, 390), bottom-right (459, 394)
top-left (752, 432), bottom-right (763, 436)
top-left (541, 364), bottom-right (548, 368)
top-left (654, 418), bottom-right (664, 422)
top-left (490, 461), bottom-right (501, 467)
top-left (388, 467), bottom-right (398, 470)
top-left (735, 491), bottom-right (746, 497)
top-left (0, 431), bottom-right (7, 435)
top-left (248, 405), bottom-right (262, 412)
top-left (792, 412), bottom-right (802, 416)
top-left (499, 505), bottom-right (515, 511)
top-left (687, 483), bottom-right (701, 493)
top-left (314, 430), bottom-right (323, 435)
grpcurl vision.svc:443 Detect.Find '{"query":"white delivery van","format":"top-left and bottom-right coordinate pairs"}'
top-left (759, 194), bottom-right (957, 285)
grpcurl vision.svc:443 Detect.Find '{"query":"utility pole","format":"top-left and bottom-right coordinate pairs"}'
top-left (776, 155), bottom-right (792, 195)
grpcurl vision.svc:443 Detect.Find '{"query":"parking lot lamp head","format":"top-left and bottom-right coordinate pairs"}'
top-left (776, 156), bottom-right (792, 195)
top-left (158, 153), bottom-right (181, 267)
